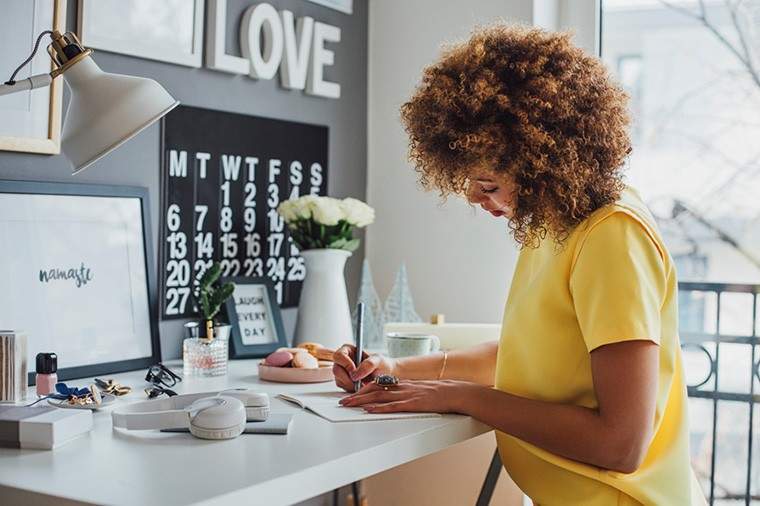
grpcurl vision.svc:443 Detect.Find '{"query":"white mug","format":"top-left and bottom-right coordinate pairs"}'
top-left (385, 333), bottom-right (440, 358)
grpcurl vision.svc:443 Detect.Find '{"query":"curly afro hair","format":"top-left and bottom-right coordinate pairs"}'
top-left (400, 24), bottom-right (631, 247)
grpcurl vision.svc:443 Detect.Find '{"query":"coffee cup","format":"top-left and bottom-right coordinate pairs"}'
top-left (385, 333), bottom-right (440, 358)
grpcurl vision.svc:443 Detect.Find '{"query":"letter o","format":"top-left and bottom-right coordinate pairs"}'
top-left (241, 3), bottom-right (284, 80)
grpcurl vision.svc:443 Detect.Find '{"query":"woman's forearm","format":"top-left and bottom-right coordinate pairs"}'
top-left (394, 341), bottom-right (497, 385)
top-left (454, 385), bottom-right (647, 473)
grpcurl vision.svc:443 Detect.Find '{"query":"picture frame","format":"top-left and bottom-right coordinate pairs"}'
top-left (78, 0), bottom-right (205, 68)
top-left (222, 277), bottom-right (288, 359)
top-left (0, 0), bottom-right (65, 154)
top-left (0, 181), bottom-right (161, 384)
top-left (305, 0), bottom-right (353, 15)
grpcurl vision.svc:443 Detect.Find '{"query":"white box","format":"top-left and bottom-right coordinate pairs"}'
top-left (0, 406), bottom-right (93, 450)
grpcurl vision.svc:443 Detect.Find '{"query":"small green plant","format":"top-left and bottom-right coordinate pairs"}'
top-left (195, 262), bottom-right (235, 340)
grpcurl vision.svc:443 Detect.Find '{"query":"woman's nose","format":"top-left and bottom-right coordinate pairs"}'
top-left (465, 187), bottom-right (483, 205)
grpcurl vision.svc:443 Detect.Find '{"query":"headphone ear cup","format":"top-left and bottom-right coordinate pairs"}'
top-left (246, 405), bottom-right (270, 422)
top-left (188, 396), bottom-right (247, 440)
top-left (189, 419), bottom-right (245, 440)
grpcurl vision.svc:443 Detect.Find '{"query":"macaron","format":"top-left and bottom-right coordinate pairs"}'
top-left (264, 350), bottom-right (294, 367)
top-left (292, 350), bottom-right (319, 369)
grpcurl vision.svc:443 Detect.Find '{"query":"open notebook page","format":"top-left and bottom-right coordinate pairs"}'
top-left (278, 391), bottom-right (441, 422)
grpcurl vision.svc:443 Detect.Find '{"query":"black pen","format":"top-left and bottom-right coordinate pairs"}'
top-left (354, 302), bottom-right (365, 393)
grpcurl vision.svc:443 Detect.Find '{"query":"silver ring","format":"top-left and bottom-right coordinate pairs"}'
top-left (374, 374), bottom-right (399, 388)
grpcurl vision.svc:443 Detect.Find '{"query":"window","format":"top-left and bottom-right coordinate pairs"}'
top-left (601, 0), bottom-right (760, 285)
top-left (601, 1), bottom-right (760, 503)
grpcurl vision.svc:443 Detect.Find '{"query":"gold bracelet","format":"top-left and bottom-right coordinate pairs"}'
top-left (437, 351), bottom-right (448, 380)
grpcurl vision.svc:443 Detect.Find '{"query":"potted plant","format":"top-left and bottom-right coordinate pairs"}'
top-left (278, 196), bottom-right (374, 349)
top-left (197, 262), bottom-right (235, 340)
top-left (182, 262), bottom-right (235, 377)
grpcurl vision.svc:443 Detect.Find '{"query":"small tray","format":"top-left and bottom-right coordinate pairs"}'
top-left (48, 393), bottom-right (116, 411)
top-left (258, 363), bottom-right (334, 383)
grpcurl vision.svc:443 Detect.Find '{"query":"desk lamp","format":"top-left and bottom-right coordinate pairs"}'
top-left (0, 30), bottom-right (179, 174)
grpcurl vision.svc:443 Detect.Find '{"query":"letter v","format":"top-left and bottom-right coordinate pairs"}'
top-left (280, 10), bottom-right (314, 90)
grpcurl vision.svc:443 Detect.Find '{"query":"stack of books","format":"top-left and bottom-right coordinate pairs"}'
top-left (0, 331), bottom-right (27, 402)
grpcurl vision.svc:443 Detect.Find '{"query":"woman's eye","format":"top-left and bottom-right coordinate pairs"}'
top-left (480, 187), bottom-right (498, 194)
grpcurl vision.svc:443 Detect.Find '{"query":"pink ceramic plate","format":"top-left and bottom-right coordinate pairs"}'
top-left (258, 362), bottom-right (335, 383)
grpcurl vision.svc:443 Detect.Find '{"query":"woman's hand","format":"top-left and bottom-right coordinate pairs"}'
top-left (338, 379), bottom-right (475, 414)
top-left (332, 344), bottom-right (397, 392)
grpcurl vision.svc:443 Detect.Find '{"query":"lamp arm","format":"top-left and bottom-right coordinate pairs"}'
top-left (4, 30), bottom-right (54, 85)
top-left (0, 73), bottom-right (53, 97)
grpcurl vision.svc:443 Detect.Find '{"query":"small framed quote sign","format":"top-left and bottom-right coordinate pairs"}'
top-left (223, 277), bottom-right (287, 358)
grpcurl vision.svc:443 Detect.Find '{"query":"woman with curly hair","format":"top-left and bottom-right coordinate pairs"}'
top-left (333, 25), bottom-right (704, 505)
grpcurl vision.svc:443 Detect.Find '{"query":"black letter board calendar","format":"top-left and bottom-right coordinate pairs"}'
top-left (159, 105), bottom-right (328, 319)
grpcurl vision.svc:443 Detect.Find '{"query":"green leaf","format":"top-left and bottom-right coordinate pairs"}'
top-left (200, 292), bottom-right (212, 319)
top-left (328, 238), bottom-right (348, 249)
top-left (343, 238), bottom-right (361, 252)
top-left (196, 263), bottom-right (235, 319)
top-left (199, 262), bottom-right (221, 291)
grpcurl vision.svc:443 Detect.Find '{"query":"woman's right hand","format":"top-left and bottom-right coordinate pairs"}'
top-left (332, 344), bottom-right (397, 392)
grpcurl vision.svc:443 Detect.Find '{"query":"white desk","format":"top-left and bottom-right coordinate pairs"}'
top-left (0, 359), bottom-right (492, 506)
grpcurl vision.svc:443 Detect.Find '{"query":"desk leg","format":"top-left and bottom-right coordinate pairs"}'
top-left (335, 482), bottom-right (366, 506)
top-left (476, 449), bottom-right (502, 506)
top-left (347, 481), bottom-right (366, 505)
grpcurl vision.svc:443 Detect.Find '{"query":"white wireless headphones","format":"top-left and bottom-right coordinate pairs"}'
top-left (111, 389), bottom-right (270, 440)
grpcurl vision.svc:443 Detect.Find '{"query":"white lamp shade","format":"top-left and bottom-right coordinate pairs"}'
top-left (61, 56), bottom-right (179, 174)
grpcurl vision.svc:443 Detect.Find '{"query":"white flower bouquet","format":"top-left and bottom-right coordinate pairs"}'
top-left (277, 196), bottom-right (375, 252)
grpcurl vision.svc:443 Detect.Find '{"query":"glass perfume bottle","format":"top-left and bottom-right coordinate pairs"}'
top-left (182, 323), bottom-right (230, 377)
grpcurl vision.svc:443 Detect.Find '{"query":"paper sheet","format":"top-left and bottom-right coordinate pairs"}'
top-left (278, 391), bottom-right (441, 422)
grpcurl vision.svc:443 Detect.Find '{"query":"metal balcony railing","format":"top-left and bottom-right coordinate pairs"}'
top-left (679, 282), bottom-right (760, 505)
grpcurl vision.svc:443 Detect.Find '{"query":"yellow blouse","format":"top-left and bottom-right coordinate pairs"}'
top-left (494, 187), bottom-right (705, 505)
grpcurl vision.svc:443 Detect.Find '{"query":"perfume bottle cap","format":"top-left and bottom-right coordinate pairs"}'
top-left (36, 353), bottom-right (58, 374)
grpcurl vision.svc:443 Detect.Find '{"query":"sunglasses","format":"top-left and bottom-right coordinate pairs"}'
top-left (144, 385), bottom-right (178, 399)
top-left (145, 363), bottom-right (182, 388)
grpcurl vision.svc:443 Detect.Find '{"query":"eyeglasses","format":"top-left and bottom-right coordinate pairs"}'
top-left (144, 385), bottom-right (177, 399)
top-left (145, 363), bottom-right (182, 388)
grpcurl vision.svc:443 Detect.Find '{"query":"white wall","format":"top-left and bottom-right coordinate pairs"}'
top-left (366, 0), bottom-right (537, 324)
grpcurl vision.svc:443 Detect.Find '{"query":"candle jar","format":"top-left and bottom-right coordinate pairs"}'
top-left (182, 324), bottom-right (231, 377)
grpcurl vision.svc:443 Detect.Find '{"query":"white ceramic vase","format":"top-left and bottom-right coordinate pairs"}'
top-left (293, 249), bottom-right (353, 350)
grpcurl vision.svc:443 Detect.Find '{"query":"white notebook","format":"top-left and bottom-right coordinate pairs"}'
top-left (278, 391), bottom-right (441, 423)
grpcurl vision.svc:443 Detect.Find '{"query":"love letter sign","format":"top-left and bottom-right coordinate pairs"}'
top-left (206, 0), bottom-right (342, 99)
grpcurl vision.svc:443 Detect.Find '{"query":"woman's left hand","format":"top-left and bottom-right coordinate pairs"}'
top-left (338, 379), bottom-right (474, 414)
